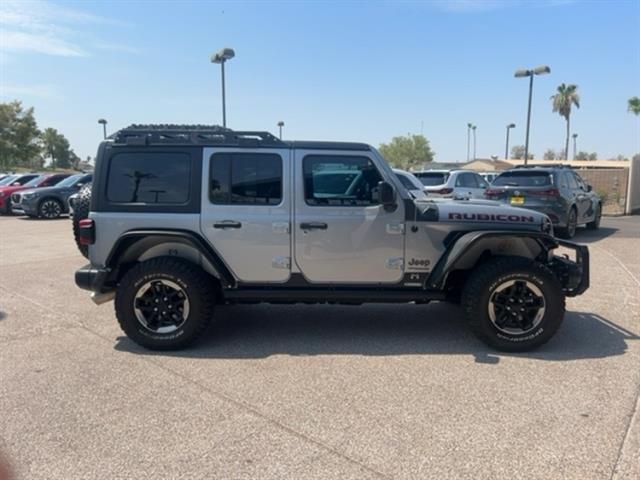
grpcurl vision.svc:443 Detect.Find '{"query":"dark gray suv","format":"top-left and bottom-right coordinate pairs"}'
top-left (485, 166), bottom-right (602, 239)
top-left (12, 173), bottom-right (92, 219)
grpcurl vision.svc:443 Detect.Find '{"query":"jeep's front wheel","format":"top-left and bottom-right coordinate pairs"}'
top-left (115, 257), bottom-right (216, 350)
top-left (461, 256), bottom-right (565, 352)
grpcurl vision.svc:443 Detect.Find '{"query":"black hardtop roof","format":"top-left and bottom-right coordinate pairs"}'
top-left (109, 124), bottom-right (370, 151)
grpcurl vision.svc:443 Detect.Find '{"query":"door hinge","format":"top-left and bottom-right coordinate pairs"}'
top-left (272, 256), bottom-right (291, 269)
top-left (386, 257), bottom-right (404, 270)
top-left (386, 223), bottom-right (405, 235)
top-left (272, 222), bottom-right (290, 234)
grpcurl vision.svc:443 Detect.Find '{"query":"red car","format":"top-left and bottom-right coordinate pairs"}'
top-left (0, 173), bottom-right (72, 214)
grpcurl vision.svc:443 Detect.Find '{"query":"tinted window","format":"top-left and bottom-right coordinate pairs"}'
top-left (0, 175), bottom-right (17, 186)
top-left (21, 175), bottom-right (45, 187)
top-left (396, 173), bottom-right (417, 190)
top-left (493, 171), bottom-right (552, 187)
top-left (40, 175), bottom-right (67, 187)
top-left (455, 173), bottom-right (478, 188)
top-left (210, 153), bottom-right (282, 205)
top-left (414, 172), bottom-right (449, 186)
top-left (304, 155), bottom-right (382, 206)
top-left (566, 172), bottom-right (579, 189)
top-left (107, 152), bottom-right (190, 204)
top-left (57, 174), bottom-right (83, 187)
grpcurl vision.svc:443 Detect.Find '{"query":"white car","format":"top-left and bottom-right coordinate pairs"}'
top-left (413, 169), bottom-right (489, 199)
top-left (393, 169), bottom-right (428, 199)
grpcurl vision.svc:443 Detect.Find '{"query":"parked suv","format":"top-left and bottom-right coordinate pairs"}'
top-left (485, 165), bottom-right (601, 239)
top-left (413, 169), bottom-right (489, 199)
top-left (75, 125), bottom-right (588, 352)
top-left (12, 173), bottom-right (92, 218)
top-left (0, 173), bottom-right (70, 214)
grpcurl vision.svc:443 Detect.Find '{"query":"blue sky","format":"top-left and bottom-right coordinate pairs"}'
top-left (1, 0), bottom-right (639, 162)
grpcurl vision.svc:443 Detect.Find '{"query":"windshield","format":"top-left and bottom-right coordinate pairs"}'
top-left (56, 174), bottom-right (83, 187)
top-left (414, 172), bottom-right (449, 186)
top-left (493, 171), bottom-right (552, 187)
top-left (23, 175), bottom-right (47, 187)
top-left (0, 175), bottom-right (17, 186)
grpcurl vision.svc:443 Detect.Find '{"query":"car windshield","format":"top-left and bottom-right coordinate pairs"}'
top-left (56, 174), bottom-right (83, 187)
top-left (493, 171), bottom-right (552, 187)
top-left (23, 175), bottom-right (47, 187)
top-left (0, 175), bottom-right (17, 186)
top-left (415, 172), bottom-right (449, 186)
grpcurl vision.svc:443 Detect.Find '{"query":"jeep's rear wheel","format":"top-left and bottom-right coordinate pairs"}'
top-left (461, 256), bottom-right (565, 351)
top-left (115, 257), bottom-right (216, 350)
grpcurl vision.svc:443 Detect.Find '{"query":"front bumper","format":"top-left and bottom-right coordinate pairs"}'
top-left (75, 264), bottom-right (111, 292)
top-left (549, 239), bottom-right (589, 297)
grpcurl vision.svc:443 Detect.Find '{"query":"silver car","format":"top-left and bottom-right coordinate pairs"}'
top-left (413, 169), bottom-right (489, 199)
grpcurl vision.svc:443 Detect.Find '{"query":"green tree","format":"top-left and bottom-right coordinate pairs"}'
top-left (550, 83), bottom-right (580, 160)
top-left (628, 96), bottom-right (640, 115)
top-left (543, 149), bottom-right (557, 161)
top-left (41, 127), bottom-right (73, 169)
top-left (378, 134), bottom-right (434, 170)
top-left (510, 145), bottom-right (533, 160)
top-left (0, 101), bottom-right (42, 170)
top-left (575, 151), bottom-right (598, 161)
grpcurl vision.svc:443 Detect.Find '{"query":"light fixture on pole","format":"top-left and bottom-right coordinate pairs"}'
top-left (210, 47), bottom-right (235, 128)
top-left (505, 123), bottom-right (516, 159)
top-left (277, 121), bottom-right (284, 140)
top-left (98, 118), bottom-right (108, 139)
top-left (515, 65), bottom-right (551, 165)
top-left (572, 133), bottom-right (578, 160)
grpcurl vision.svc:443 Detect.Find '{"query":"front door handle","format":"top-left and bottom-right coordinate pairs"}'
top-left (300, 222), bottom-right (328, 230)
top-left (213, 220), bottom-right (242, 229)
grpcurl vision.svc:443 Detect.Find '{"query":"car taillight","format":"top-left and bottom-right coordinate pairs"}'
top-left (435, 188), bottom-right (453, 195)
top-left (484, 188), bottom-right (505, 197)
top-left (529, 188), bottom-right (560, 197)
top-left (79, 218), bottom-right (95, 245)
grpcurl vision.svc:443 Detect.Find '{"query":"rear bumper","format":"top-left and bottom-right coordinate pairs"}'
top-left (549, 240), bottom-right (589, 297)
top-left (75, 264), bottom-right (111, 292)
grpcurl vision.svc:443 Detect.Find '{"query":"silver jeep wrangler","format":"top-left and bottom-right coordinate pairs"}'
top-left (75, 125), bottom-right (589, 352)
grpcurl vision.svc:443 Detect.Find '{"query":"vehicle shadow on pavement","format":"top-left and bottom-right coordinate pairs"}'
top-left (572, 226), bottom-right (618, 243)
top-left (114, 303), bottom-right (638, 363)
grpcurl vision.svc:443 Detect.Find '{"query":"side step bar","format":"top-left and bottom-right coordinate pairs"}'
top-left (223, 289), bottom-right (446, 303)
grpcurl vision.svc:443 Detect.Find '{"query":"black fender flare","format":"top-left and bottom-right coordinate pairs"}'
top-left (426, 230), bottom-right (558, 289)
top-left (105, 229), bottom-right (235, 288)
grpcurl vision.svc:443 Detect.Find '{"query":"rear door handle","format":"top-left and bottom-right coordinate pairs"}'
top-left (213, 221), bottom-right (242, 229)
top-left (300, 222), bottom-right (328, 230)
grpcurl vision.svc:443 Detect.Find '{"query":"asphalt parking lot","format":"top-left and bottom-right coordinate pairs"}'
top-left (0, 215), bottom-right (638, 480)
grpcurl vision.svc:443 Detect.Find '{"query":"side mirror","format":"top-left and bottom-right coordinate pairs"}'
top-left (586, 184), bottom-right (592, 192)
top-left (376, 181), bottom-right (396, 211)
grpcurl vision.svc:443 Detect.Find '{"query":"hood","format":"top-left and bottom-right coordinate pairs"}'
top-left (414, 198), bottom-right (551, 232)
top-left (0, 184), bottom-right (31, 195)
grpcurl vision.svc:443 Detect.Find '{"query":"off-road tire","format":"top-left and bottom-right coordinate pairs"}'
top-left (115, 257), bottom-right (216, 350)
top-left (557, 206), bottom-right (577, 239)
top-left (72, 184), bottom-right (92, 258)
top-left (461, 256), bottom-right (565, 352)
top-left (586, 203), bottom-right (601, 230)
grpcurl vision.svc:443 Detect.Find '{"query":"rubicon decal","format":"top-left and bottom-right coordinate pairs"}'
top-left (448, 212), bottom-right (536, 223)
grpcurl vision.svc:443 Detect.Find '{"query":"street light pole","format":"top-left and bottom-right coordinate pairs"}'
top-left (515, 65), bottom-right (550, 165)
top-left (277, 121), bottom-right (284, 140)
top-left (466, 123), bottom-right (472, 162)
top-left (472, 125), bottom-right (477, 160)
top-left (505, 123), bottom-right (515, 159)
top-left (210, 47), bottom-right (235, 128)
top-left (572, 133), bottom-right (578, 160)
top-left (98, 118), bottom-right (107, 139)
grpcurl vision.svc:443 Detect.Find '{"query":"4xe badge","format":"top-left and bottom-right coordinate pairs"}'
top-left (407, 258), bottom-right (431, 271)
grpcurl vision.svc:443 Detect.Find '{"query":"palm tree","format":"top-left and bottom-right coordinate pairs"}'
top-left (550, 84), bottom-right (580, 160)
top-left (41, 128), bottom-right (59, 168)
top-left (628, 96), bottom-right (640, 116)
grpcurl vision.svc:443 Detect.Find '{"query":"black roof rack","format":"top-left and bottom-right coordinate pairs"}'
top-left (112, 124), bottom-right (286, 147)
top-left (512, 163), bottom-right (572, 169)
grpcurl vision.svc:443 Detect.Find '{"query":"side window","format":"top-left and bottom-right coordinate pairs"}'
top-left (210, 153), bottom-right (282, 205)
top-left (475, 174), bottom-right (489, 188)
top-left (573, 172), bottom-right (586, 190)
top-left (455, 173), bottom-right (477, 188)
top-left (396, 174), bottom-right (416, 190)
top-left (107, 152), bottom-right (191, 204)
top-left (41, 175), bottom-right (63, 187)
top-left (303, 155), bottom-right (382, 206)
top-left (566, 172), bottom-right (579, 189)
